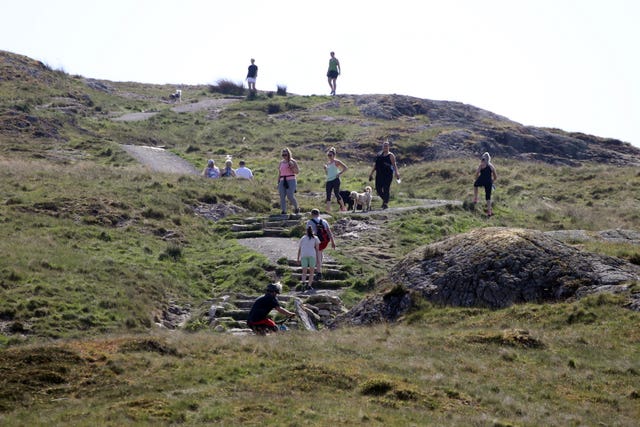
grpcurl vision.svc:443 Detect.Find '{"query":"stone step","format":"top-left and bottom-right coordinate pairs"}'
top-left (296, 280), bottom-right (348, 290)
top-left (231, 223), bottom-right (263, 232)
top-left (262, 228), bottom-right (292, 237)
top-left (290, 268), bottom-right (348, 280)
top-left (264, 220), bottom-right (302, 228)
top-left (233, 230), bottom-right (265, 238)
top-left (268, 213), bottom-right (303, 221)
top-left (285, 260), bottom-right (343, 269)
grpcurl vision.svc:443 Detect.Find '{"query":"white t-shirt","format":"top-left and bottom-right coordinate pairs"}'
top-left (235, 166), bottom-right (254, 179)
top-left (299, 235), bottom-right (320, 258)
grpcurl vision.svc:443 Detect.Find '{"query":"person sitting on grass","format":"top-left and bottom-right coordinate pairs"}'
top-left (246, 283), bottom-right (296, 334)
top-left (202, 159), bottom-right (220, 179)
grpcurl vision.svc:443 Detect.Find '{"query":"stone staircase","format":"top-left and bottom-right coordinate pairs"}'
top-left (229, 213), bottom-right (303, 238)
top-left (191, 213), bottom-right (356, 333)
top-left (203, 291), bottom-right (348, 335)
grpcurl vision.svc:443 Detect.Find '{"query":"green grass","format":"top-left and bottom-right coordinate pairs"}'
top-left (1, 55), bottom-right (640, 425)
top-left (1, 296), bottom-right (638, 426)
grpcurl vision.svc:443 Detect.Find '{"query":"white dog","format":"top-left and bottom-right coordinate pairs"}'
top-left (350, 186), bottom-right (373, 212)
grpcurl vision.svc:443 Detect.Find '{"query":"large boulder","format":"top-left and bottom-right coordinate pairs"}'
top-left (332, 228), bottom-right (640, 327)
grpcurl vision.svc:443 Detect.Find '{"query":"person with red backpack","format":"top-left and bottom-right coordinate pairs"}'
top-left (306, 208), bottom-right (335, 280)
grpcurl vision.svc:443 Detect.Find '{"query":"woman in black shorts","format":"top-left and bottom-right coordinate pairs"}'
top-left (473, 152), bottom-right (498, 216)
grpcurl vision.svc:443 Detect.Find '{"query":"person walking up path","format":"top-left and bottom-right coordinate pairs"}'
top-left (297, 226), bottom-right (320, 290)
top-left (369, 140), bottom-right (400, 209)
top-left (473, 152), bottom-right (498, 217)
top-left (306, 208), bottom-right (335, 280)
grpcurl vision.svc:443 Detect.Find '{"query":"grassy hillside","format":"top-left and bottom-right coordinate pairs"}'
top-left (1, 50), bottom-right (639, 425)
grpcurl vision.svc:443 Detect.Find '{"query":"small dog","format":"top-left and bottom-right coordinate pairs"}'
top-left (350, 186), bottom-right (373, 212)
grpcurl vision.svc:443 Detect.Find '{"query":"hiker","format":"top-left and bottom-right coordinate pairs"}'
top-left (235, 160), bottom-right (254, 179)
top-left (327, 51), bottom-right (340, 96)
top-left (368, 140), bottom-right (401, 209)
top-left (306, 208), bottom-right (335, 280)
top-left (246, 58), bottom-right (258, 92)
top-left (297, 226), bottom-right (320, 290)
top-left (221, 158), bottom-right (236, 178)
top-left (202, 159), bottom-right (220, 179)
top-left (246, 283), bottom-right (295, 334)
top-left (324, 146), bottom-right (348, 212)
top-left (473, 152), bottom-right (498, 217)
top-left (277, 147), bottom-right (300, 215)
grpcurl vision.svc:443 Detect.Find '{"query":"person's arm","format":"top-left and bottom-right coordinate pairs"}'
top-left (276, 306), bottom-right (296, 317)
top-left (475, 165), bottom-right (481, 179)
top-left (289, 159), bottom-right (299, 174)
top-left (390, 153), bottom-right (400, 180)
top-left (326, 221), bottom-right (336, 249)
top-left (297, 242), bottom-right (301, 262)
top-left (491, 165), bottom-right (497, 182)
top-left (337, 159), bottom-right (348, 175)
top-left (369, 162), bottom-right (376, 180)
top-left (336, 59), bottom-right (341, 75)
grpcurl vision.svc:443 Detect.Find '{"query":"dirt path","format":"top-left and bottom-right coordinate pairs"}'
top-left (113, 97), bottom-right (240, 122)
top-left (237, 237), bottom-right (335, 264)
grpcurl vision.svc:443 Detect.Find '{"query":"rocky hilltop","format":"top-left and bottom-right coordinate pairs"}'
top-left (352, 94), bottom-right (640, 166)
top-left (2, 49), bottom-right (639, 167)
top-left (332, 228), bottom-right (640, 326)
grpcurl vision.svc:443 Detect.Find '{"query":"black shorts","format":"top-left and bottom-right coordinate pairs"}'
top-left (327, 70), bottom-right (339, 79)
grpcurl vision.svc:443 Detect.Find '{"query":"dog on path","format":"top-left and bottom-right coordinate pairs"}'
top-left (349, 186), bottom-right (372, 212)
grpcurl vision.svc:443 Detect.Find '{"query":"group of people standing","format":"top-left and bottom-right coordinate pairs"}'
top-left (277, 141), bottom-right (402, 215)
top-left (244, 51), bottom-right (342, 96)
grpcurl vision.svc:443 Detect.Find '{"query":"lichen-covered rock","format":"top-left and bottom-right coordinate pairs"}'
top-left (332, 228), bottom-right (640, 327)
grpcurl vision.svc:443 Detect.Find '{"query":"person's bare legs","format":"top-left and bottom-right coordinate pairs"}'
top-left (473, 187), bottom-right (478, 203)
top-left (308, 266), bottom-right (315, 289)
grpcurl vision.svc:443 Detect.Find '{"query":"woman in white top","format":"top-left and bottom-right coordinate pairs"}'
top-left (297, 226), bottom-right (320, 291)
top-left (324, 146), bottom-right (348, 212)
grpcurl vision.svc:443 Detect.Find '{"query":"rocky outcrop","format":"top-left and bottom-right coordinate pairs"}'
top-left (332, 228), bottom-right (640, 326)
top-left (353, 94), bottom-right (640, 166)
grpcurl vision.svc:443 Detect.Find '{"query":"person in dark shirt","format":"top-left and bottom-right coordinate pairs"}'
top-left (473, 152), bottom-right (498, 217)
top-left (246, 58), bottom-right (258, 92)
top-left (246, 283), bottom-right (295, 334)
top-left (368, 140), bottom-right (401, 209)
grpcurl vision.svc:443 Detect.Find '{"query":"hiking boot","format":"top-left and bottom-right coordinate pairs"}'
top-left (294, 207), bottom-right (300, 214)
top-left (381, 203), bottom-right (388, 210)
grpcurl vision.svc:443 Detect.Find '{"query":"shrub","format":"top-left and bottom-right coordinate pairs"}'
top-left (266, 103), bottom-right (281, 114)
top-left (209, 79), bottom-right (245, 96)
top-left (276, 85), bottom-right (287, 96)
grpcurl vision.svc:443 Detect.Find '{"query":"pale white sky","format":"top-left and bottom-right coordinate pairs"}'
top-left (2, 0), bottom-right (639, 146)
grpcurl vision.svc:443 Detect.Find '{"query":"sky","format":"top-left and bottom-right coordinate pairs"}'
top-left (2, 0), bottom-right (639, 146)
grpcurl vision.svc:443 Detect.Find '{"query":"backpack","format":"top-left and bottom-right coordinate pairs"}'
top-left (312, 218), bottom-right (329, 243)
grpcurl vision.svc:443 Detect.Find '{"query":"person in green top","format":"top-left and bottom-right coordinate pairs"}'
top-left (324, 146), bottom-right (348, 212)
top-left (326, 51), bottom-right (341, 96)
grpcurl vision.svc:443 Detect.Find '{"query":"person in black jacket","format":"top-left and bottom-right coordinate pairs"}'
top-left (369, 140), bottom-right (400, 209)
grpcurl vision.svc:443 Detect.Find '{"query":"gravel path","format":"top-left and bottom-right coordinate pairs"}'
top-left (113, 97), bottom-right (240, 122)
top-left (121, 145), bottom-right (199, 175)
top-left (237, 237), bottom-right (335, 264)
